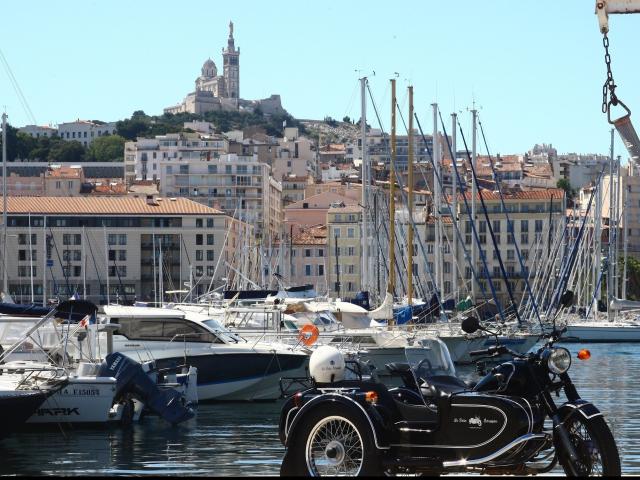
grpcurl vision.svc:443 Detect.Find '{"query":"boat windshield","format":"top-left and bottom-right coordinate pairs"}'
top-left (405, 337), bottom-right (456, 379)
top-left (201, 319), bottom-right (246, 344)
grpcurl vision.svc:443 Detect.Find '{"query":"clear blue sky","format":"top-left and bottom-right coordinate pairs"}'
top-left (1, 0), bottom-right (638, 157)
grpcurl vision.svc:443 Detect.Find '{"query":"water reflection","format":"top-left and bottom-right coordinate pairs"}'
top-left (0, 343), bottom-right (637, 475)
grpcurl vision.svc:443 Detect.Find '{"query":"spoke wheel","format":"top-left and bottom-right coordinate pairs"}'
top-left (305, 416), bottom-right (364, 476)
top-left (565, 418), bottom-right (604, 476)
top-left (557, 413), bottom-right (620, 477)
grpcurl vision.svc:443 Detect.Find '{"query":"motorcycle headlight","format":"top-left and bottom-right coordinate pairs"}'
top-left (547, 347), bottom-right (572, 375)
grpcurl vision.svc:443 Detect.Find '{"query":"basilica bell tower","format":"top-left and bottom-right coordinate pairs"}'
top-left (222, 21), bottom-right (240, 100)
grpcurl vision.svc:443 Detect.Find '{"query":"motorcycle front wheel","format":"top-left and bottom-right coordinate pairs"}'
top-left (557, 414), bottom-right (621, 477)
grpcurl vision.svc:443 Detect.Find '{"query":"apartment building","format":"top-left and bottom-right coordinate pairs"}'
top-left (2, 196), bottom-right (233, 305)
top-left (57, 120), bottom-right (117, 147)
top-left (421, 188), bottom-right (566, 307)
top-left (125, 132), bottom-right (276, 236)
top-left (326, 204), bottom-right (363, 298)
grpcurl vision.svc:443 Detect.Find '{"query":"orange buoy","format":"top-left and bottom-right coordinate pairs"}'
top-left (298, 324), bottom-right (320, 346)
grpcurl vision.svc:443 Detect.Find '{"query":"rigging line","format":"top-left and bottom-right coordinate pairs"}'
top-left (367, 84), bottom-right (441, 310)
top-left (477, 116), bottom-right (542, 327)
top-left (396, 107), bottom-right (474, 302)
top-left (110, 255), bottom-right (129, 304)
top-left (392, 105), bottom-right (449, 301)
top-left (343, 78), bottom-right (360, 120)
top-left (548, 166), bottom-right (606, 316)
top-left (85, 229), bottom-right (105, 303)
top-left (0, 48), bottom-right (37, 125)
top-left (413, 112), bottom-right (492, 308)
top-left (454, 114), bottom-right (521, 324)
top-left (48, 227), bottom-right (72, 300)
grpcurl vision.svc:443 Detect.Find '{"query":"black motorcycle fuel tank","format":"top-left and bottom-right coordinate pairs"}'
top-left (473, 360), bottom-right (540, 397)
top-left (395, 392), bottom-right (535, 461)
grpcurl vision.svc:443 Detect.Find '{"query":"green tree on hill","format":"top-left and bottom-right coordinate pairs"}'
top-left (48, 140), bottom-right (85, 163)
top-left (86, 135), bottom-right (126, 162)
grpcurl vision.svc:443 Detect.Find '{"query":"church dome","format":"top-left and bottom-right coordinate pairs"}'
top-left (201, 58), bottom-right (217, 78)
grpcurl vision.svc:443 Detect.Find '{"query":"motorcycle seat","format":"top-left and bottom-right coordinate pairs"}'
top-left (421, 375), bottom-right (469, 395)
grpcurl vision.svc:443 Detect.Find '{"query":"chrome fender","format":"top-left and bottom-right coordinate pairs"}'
top-left (284, 393), bottom-right (390, 450)
top-left (558, 400), bottom-right (603, 423)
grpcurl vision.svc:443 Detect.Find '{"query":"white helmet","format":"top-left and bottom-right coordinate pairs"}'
top-left (309, 346), bottom-right (346, 383)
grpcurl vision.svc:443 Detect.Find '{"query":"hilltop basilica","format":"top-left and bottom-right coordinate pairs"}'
top-left (164, 22), bottom-right (284, 116)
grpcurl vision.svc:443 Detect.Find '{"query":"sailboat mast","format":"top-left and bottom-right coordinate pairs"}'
top-left (2, 112), bottom-right (7, 296)
top-left (432, 103), bottom-right (442, 300)
top-left (451, 113), bottom-right (458, 304)
top-left (407, 86), bottom-right (414, 306)
top-left (28, 212), bottom-right (34, 303)
top-left (389, 78), bottom-right (397, 299)
top-left (82, 225), bottom-right (86, 299)
top-left (622, 163), bottom-right (630, 300)
top-left (470, 108), bottom-right (478, 303)
top-left (607, 128), bottom-right (614, 322)
top-left (104, 223), bottom-right (110, 305)
top-left (360, 76), bottom-right (369, 295)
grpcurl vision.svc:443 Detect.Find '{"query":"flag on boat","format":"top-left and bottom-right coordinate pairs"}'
top-left (78, 312), bottom-right (96, 328)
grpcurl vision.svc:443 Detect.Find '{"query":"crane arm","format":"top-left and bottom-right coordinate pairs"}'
top-left (596, 0), bottom-right (640, 33)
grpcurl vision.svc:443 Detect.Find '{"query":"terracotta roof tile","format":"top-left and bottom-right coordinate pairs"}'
top-left (449, 188), bottom-right (565, 202)
top-left (292, 225), bottom-right (328, 245)
top-left (4, 196), bottom-right (224, 216)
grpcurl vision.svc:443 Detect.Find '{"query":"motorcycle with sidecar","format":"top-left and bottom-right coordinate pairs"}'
top-left (278, 316), bottom-right (620, 476)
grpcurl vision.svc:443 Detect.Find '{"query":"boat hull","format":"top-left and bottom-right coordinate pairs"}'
top-left (26, 377), bottom-right (117, 424)
top-left (561, 324), bottom-right (640, 342)
top-left (0, 390), bottom-right (50, 434)
top-left (128, 351), bottom-right (308, 402)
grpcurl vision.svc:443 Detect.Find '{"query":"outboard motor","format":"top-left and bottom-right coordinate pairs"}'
top-left (98, 352), bottom-right (194, 425)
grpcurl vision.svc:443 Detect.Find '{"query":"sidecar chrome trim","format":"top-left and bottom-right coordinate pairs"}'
top-left (389, 403), bottom-right (508, 449)
top-left (284, 406), bottom-right (299, 438)
top-left (441, 433), bottom-right (549, 467)
top-left (292, 393), bottom-right (390, 450)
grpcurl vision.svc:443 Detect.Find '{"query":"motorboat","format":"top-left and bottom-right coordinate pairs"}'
top-left (99, 305), bottom-right (308, 401)
top-left (0, 300), bottom-right (197, 426)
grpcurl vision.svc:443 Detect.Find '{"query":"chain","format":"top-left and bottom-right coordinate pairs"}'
top-left (602, 33), bottom-right (618, 114)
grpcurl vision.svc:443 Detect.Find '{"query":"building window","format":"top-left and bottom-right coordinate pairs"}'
top-left (108, 234), bottom-right (117, 246)
top-left (196, 250), bottom-right (203, 261)
top-left (535, 220), bottom-right (543, 233)
top-left (207, 218), bottom-right (214, 228)
top-left (318, 264), bottom-right (324, 276)
top-left (305, 265), bottom-right (312, 276)
top-left (507, 249), bottom-right (515, 260)
top-left (206, 265), bottom-right (214, 277)
top-left (521, 233), bottom-right (529, 244)
top-left (318, 249), bottom-right (324, 257)
top-left (73, 266), bottom-right (81, 277)
top-left (207, 250), bottom-right (214, 261)
top-left (196, 218), bottom-right (203, 228)
top-left (196, 234), bottom-right (203, 245)
top-left (347, 228), bottom-right (355, 238)
top-left (195, 266), bottom-right (204, 276)
top-left (305, 249), bottom-right (312, 257)
top-left (207, 234), bottom-right (214, 245)
top-left (347, 247), bottom-right (355, 256)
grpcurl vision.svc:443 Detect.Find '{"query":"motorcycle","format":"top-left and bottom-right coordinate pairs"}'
top-left (278, 309), bottom-right (621, 476)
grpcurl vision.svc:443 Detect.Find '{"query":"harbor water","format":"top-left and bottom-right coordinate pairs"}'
top-left (0, 342), bottom-right (637, 476)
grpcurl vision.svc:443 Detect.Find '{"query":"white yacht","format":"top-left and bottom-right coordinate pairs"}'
top-left (100, 305), bottom-right (308, 401)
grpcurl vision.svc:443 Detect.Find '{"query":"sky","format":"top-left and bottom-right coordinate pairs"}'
top-left (1, 0), bottom-right (639, 158)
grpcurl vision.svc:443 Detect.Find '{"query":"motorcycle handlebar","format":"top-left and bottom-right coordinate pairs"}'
top-left (469, 346), bottom-right (509, 357)
top-left (470, 349), bottom-right (492, 357)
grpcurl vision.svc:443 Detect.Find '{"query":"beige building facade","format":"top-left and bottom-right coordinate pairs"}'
top-left (1, 196), bottom-right (233, 305)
